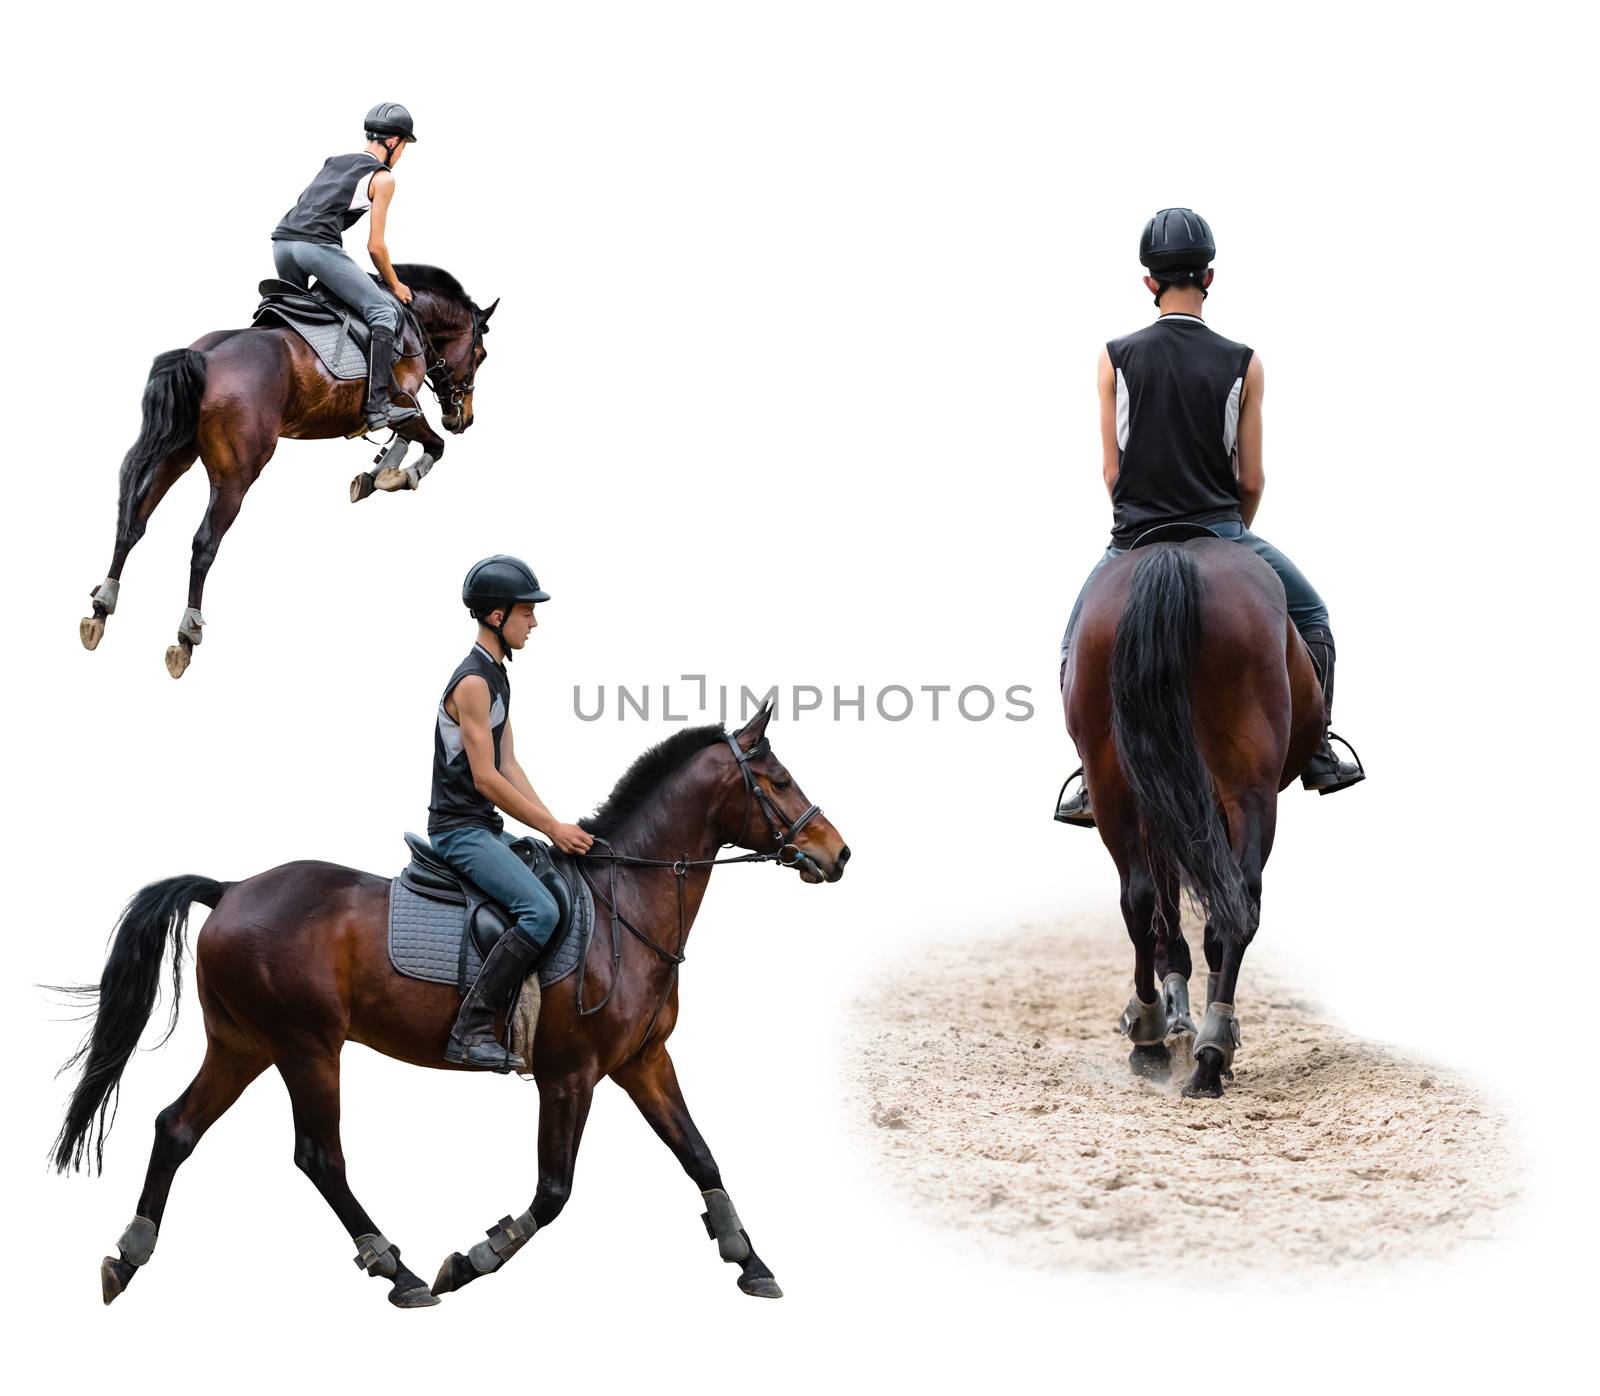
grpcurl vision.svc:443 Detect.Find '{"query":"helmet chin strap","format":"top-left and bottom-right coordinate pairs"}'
top-left (480, 608), bottom-right (514, 662)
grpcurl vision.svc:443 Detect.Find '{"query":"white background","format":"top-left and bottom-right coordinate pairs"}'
top-left (3, 1), bottom-right (1592, 1390)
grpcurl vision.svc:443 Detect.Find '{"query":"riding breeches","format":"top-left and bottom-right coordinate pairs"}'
top-left (429, 826), bottom-right (561, 950)
top-left (271, 239), bottom-right (402, 335)
top-left (1059, 520), bottom-right (1333, 664)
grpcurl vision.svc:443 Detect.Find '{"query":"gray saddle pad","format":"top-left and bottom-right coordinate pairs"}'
top-left (252, 283), bottom-right (424, 382)
top-left (282, 314), bottom-right (370, 380)
top-left (387, 874), bottom-right (594, 990)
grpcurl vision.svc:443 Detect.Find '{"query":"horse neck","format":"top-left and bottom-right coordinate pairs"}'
top-left (413, 290), bottom-right (468, 342)
top-left (595, 778), bottom-right (727, 946)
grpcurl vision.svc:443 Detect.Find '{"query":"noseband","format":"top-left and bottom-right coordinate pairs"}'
top-left (423, 319), bottom-right (481, 415)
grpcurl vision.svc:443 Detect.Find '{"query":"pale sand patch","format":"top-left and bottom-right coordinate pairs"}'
top-left (844, 919), bottom-right (1520, 1272)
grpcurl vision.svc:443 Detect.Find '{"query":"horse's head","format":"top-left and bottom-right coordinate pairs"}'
top-left (716, 705), bottom-right (850, 883)
top-left (427, 297), bottom-right (496, 434)
top-left (396, 265), bottom-right (496, 433)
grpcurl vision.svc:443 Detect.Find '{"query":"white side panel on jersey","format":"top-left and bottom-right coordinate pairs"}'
top-left (1115, 368), bottom-right (1130, 451)
top-left (1222, 375), bottom-right (1243, 458)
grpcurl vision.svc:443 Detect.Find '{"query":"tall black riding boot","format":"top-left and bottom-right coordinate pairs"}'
top-left (444, 931), bottom-right (540, 1072)
top-left (364, 327), bottom-right (422, 431)
top-left (1300, 630), bottom-right (1365, 795)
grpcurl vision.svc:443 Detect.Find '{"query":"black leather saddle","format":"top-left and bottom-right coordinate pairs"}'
top-left (399, 832), bottom-right (578, 972)
top-left (1130, 522), bottom-right (1224, 549)
top-left (251, 278), bottom-right (423, 362)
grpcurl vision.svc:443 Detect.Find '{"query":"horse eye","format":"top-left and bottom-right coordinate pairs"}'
top-left (772, 776), bottom-right (792, 790)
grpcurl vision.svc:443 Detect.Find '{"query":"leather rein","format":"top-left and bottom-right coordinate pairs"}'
top-left (570, 734), bottom-right (822, 1019)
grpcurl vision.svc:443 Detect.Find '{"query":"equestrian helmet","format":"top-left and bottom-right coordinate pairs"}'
top-left (463, 555), bottom-right (549, 618)
top-left (1139, 208), bottom-right (1215, 272)
top-left (364, 102), bottom-right (418, 142)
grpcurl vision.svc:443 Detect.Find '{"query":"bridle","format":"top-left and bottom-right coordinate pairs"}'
top-left (424, 318), bottom-right (480, 418)
top-left (568, 732), bottom-right (825, 1022)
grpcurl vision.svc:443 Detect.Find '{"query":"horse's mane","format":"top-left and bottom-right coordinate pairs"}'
top-left (582, 724), bottom-right (729, 840)
top-left (392, 263), bottom-right (473, 308)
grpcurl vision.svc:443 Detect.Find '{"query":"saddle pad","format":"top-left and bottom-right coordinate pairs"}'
top-left (387, 873), bottom-right (594, 990)
top-left (282, 313), bottom-right (369, 380)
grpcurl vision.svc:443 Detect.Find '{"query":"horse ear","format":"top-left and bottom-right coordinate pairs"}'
top-left (478, 298), bottom-right (499, 325)
top-left (735, 701), bottom-right (775, 746)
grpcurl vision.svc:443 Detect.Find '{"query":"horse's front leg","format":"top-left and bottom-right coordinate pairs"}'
top-left (431, 1075), bottom-right (594, 1296)
top-left (358, 416), bottom-right (445, 499)
top-left (612, 1041), bottom-right (782, 1299)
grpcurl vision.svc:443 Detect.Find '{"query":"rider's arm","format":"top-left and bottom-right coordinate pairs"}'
top-left (1097, 348), bottom-right (1119, 499)
top-left (452, 676), bottom-right (554, 834)
top-left (1236, 352), bottom-right (1265, 526)
top-left (365, 170), bottom-right (412, 304)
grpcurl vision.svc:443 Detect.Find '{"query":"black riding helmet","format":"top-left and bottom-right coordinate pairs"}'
top-left (365, 103), bottom-right (417, 167)
top-left (1140, 207), bottom-right (1215, 305)
top-left (463, 555), bottom-right (549, 661)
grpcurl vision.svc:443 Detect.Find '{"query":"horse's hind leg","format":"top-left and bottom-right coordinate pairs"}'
top-left (1183, 797), bottom-right (1273, 1099)
top-left (276, 1052), bottom-right (437, 1309)
top-left (611, 1042), bottom-right (783, 1298)
top-left (100, 1036), bottom-right (266, 1305)
top-left (1151, 872), bottom-right (1199, 1041)
top-left (80, 448), bottom-right (196, 651)
top-left (431, 1074), bottom-right (595, 1297)
top-left (1117, 862), bottom-right (1176, 1081)
top-left (165, 434), bottom-right (271, 679)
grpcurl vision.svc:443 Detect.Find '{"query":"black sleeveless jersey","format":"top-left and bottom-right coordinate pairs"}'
top-left (428, 645), bottom-right (510, 835)
top-left (272, 152), bottom-right (385, 246)
top-left (1106, 314), bottom-right (1254, 548)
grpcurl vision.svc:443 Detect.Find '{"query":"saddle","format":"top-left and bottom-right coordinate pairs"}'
top-left (388, 832), bottom-right (593, 994)
top-left (251, 278), bottom-right (424, 381)
top-left (1130, 522), bottom-right (1223, 549)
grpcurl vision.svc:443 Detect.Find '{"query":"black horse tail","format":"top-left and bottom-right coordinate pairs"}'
top-left (116, 348), bottom-right (207, 537)
top-left (1109, 547), bottom-right (1254, 943)
top-left (50, 874), bottom-right (229, 1175)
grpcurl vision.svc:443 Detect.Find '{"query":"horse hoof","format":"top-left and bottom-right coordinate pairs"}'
top-left (430, 1252), bottom-right (477, 1296)
top-left (100, 1255), bottom-right (132, 1305)
top-left (80, 616), bottom-right (105, 651)
top-left (1128, 1043), bottom-right (1172, 1081)
top-left (349, 473), bottom-right (376, 504)
top-left (1181, 1075), bottom-right (1225, 1099)
top-left (389, 1282), bottom-right (442, 1309)
top-left (737, 1273), bottom-right (784, 1299)
top-left (164, 644), bottom-right (191, 680)
top-left (374, 466), bottom-right (413, 493)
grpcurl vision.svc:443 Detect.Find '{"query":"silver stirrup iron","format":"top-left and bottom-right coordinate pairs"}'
top-left (701, 1188), bottom-right (751, 1263)
top-left (467, 1210), bottom-right (537, 1276)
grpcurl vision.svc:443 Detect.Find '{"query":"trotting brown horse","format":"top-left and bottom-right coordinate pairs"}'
top-left (78, 264), bottom-right (497, 678)
top-left (52, 708), bottom-right (848, 1307)
top-left (1063, 536), bottom-right (1322, 1098)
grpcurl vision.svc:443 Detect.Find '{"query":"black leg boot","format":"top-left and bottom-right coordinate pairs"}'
top-left (365, 327), bottom-right (422, 431)
top-left (1299, 631), bottom-right (1365, 794)
top-left (444, 931), bottom-right (540, 1072)
top-left (1054, 766), bottom-right (1095, 826)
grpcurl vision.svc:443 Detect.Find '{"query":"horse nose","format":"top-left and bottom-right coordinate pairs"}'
top-left (837, 845), bottom-right (851, 866)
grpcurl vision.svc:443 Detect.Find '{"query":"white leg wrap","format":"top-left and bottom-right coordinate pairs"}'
top-left (701, 1188), bottom-right (751, 1263)
top-left (91, 577), bottom-right (121, 615)
top-left (178, 608), bottom-right (205, 645)
top-left (117, 1215), bottom-right (158, 1267)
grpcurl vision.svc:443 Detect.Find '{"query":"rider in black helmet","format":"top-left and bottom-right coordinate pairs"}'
top-left (271, 103), bottom-right (423, 431)
top-left (1055, 209), bottom-right (1365, 827)
top-left (427, 556), bottom-right (595, 1072)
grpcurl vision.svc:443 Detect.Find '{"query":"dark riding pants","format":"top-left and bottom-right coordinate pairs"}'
top-left (1059, 520), bottom-right (1332, 664)
top-left (271, 239), bottom-right (402, 335)
top-left (430, 826), bottom-right (560, 950)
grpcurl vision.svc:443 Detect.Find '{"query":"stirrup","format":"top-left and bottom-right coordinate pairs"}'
top-left (1053, 771), bottom-right (1095, 827)
top-left (1326, 731), bottom-right (1364, 774)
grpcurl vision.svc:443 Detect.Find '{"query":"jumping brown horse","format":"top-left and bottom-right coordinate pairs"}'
top-left (78, 264), bottom-right (497, 678)
top-left (1063, 536), bottom-right (1322, 1097)
top-left (52, 708), bottom-right (848, 1307)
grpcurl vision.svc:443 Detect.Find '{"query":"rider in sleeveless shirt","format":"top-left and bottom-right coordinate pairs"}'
top-left (1055, 209), bottom-right (1365, 827)
top-left (270, 102), bottom-right (423, 432)
top-left (429, 556), bottom-right (595, 1072)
